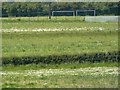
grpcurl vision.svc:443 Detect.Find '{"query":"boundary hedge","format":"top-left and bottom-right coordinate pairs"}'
top-left (2, 51), bottom-right (119, 65)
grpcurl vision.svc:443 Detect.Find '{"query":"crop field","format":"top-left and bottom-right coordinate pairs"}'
top-left (2, 16), bottom-right (119, 88)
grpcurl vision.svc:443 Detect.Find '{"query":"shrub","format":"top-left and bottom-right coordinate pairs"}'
top-left (2, 51), bottom-right (119, 65)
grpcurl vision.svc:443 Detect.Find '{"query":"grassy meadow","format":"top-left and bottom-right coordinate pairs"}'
top-left (2, 67), bottom-right (118, 88)
top-left (2, 16), bottom-right (119, 88)
top-left (3, 31), bottom-right (118, 58)
top-left (2, 16), bottom-right (118, 30)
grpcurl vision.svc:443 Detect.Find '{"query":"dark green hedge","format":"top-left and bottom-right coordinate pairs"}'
top-left (2, 51), bottom-right (119, 65)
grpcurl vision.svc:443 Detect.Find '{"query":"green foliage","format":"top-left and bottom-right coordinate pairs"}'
top-left (2, 51), bottom-right (119, 65)
top-left (2, 2), bottom-right (118, 17)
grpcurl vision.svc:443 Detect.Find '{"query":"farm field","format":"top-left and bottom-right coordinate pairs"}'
top-left (2, 16), bottom-right (119, 88)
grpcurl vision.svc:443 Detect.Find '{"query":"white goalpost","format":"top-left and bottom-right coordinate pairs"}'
top-left (52, 10), bottom-right (95, 17)
top-left (52, 11), bottom-right (75, 16)
top-left (76, 10), bottom-right (96, 16)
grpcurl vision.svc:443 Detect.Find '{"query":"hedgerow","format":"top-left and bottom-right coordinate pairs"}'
top-left (2, 51), bottom-right (119, 65)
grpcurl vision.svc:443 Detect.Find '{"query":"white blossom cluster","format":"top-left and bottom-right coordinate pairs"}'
top-left (2, 27), bottom-right (118, 32)
top-left (2, 67), bottom-right (118, 77)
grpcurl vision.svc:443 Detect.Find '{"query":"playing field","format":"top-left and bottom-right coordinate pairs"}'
top-left (2, 16), bottom-right (119, 88)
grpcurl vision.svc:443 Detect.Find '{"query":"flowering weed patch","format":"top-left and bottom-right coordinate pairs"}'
top-left (2, 67), bottom-right (118, 88)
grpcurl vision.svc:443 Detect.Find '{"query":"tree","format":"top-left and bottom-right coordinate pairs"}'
top-left (48, 2), bottom-right (52, 19)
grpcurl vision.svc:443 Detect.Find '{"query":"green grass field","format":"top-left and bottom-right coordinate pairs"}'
top-left (3, 30), bottom-right (118, 58)
top-left (2, 67), bottom-right (118, 88)
top-left (2, 16), bottom-right (119, 88)
top-left (2, 16), bottom-right (118, 31)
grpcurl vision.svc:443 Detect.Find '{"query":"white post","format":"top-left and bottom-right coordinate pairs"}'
top-left (52, 11), bottom-right (54, 16)
top-left (73, 11), bottom-right (75, 16)
top-left (94, 10), bottom-right (96, 16)
top-left (76, 10), bottom-right (77, 16)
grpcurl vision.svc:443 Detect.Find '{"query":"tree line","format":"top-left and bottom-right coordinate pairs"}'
top-left (2, 2), bottom-right (119, 17)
